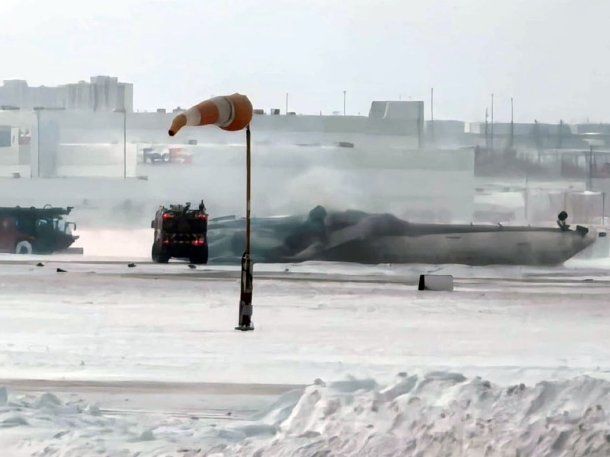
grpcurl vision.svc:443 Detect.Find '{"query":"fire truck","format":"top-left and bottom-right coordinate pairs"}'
top-left (0, 206), bottom-right (78, 254)
top-left (151, 201), bottom-right (208, 264)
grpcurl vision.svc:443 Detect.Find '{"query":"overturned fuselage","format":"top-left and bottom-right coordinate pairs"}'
top-left (207, 207), bottom-right (596, 266)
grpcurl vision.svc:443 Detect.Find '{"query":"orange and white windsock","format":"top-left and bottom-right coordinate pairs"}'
top-left (168, 93), bottom-right (253, 136)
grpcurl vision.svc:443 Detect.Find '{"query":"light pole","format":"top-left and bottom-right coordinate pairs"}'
top-left (484, 108), bottom-right (489, 149)
top-left (33, 107), bottom-right (43, 178)
top-left (509, 97), bottom-right (514, 150)
top-left (169, 94), bottom-right (254, 331)
top-left (490, 93), bottom-right (494, 151)
top-left (123, 110), bottom-right (127, 179)
top-left (430, 87), bottom-right (434, 145)
top-left (285, 93), bottom-right (289, 114)
top-left (343, 90), bottom-right (346, 115)
top-left (114, 108), bottom-right (127, 179)
top-left (588, 145), bottom-right (594, 192)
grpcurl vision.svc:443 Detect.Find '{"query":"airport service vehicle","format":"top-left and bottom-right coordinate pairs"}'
top-left (151, 201), bottom-right (208, 264)
top-left (207, 206), bottom-right (596, 266)
top-left (0, 206), bottom-right (78, 254)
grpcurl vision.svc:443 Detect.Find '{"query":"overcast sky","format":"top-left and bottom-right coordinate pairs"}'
top-left (1, 0), bottom-right (608, 123)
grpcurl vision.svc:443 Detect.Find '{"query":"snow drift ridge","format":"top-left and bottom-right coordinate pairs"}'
top-left (217, 371), bottom-right (610, 456)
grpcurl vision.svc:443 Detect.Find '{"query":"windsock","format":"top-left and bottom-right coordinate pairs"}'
top-left (168, 93), bottom-right (253, 136)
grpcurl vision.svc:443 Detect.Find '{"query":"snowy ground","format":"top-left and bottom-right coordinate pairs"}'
top-left (0, 255), bottom-right (608, 455)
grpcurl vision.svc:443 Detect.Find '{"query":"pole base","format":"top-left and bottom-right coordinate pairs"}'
top-left (234, 324), bottom-right (255, 331)
top-left (236, 251), bottom-right (254, 331)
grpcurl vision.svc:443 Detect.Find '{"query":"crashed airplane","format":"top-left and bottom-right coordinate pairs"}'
top-left (207, 206), bottom-right (596, 266)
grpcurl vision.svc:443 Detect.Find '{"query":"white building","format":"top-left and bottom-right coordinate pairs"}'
top-left (0, 76), bottom-right (133, 112)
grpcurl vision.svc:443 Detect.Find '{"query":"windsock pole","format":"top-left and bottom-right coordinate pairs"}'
top-left (236, 125), bottom-right (254, 331)
top-left (168, 93), bottom-right (255, 331)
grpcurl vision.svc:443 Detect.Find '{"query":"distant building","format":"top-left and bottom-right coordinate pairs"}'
top-left (468, 121), bottom-right (586, 150)
top-left (0, 76), bottom-right (133, 112)
top-left (426, 120), bottom-right (467, 146)
top-left (368, 101), bottom-right (424, 141)
top-left (575, 123), bottom-right (610, 135)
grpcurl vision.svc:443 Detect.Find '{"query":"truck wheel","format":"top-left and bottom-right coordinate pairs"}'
top-left (152, 243), bottom-right (170, 263)
top-left (189, 246), bottom-right (208, 265)
top-left (15, 241), bottom-right (33, 255)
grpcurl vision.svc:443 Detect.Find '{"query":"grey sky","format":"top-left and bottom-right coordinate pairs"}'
top-left (1, 0), bottom-right (608, 123)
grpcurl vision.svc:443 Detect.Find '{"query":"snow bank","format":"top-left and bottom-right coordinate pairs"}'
top-left (213, 372), bottom-right (610, 456)
top-left (1, 373), bottom-right (608, 456)
top-left (216, 372), bottom-right (610, 456)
